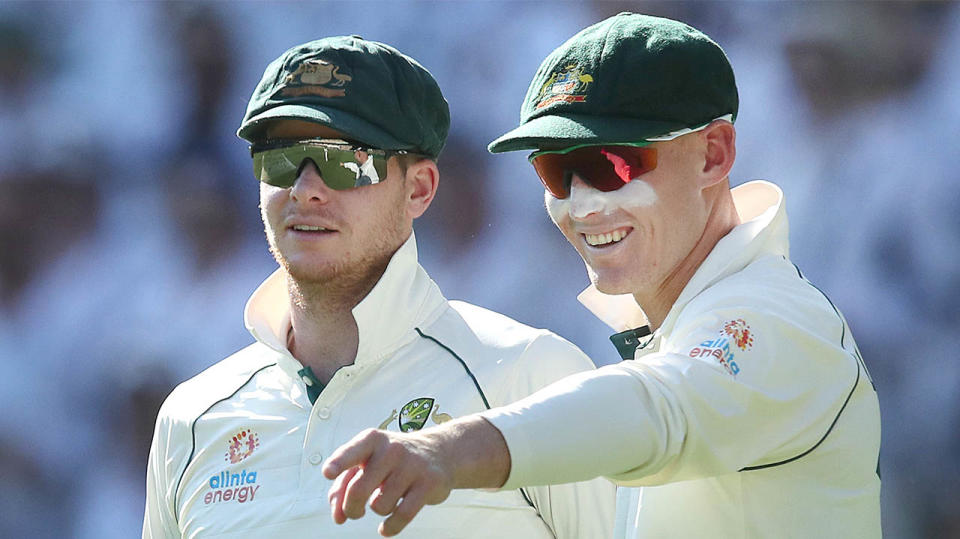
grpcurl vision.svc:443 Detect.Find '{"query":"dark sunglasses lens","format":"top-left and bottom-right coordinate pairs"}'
top-left (532, 155), bottom-right (572, 199)
top-left (253, 146), bottom-right (389, 190)
top-left (253, 147), bottom-right (298, 188)
top-left (316, 150), bottom-right (364, 190)
top-left (532, 146), bottom-right (657, 199)
top-left (596, 146), bottom-right (657, 188)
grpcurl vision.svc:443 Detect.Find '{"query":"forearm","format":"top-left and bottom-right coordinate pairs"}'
top-left (322, 364), bottom-right (672, 536)
top-left (480, 366), bottom-right (680, 488)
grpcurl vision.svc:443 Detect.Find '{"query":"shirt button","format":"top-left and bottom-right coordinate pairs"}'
top-left (317, 407), bottom-right (331, 419)
top-left (309, 453), bottom-right (323, 465)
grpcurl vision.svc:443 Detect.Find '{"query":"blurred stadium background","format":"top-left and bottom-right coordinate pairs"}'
top-left (0, 1), bottom-right (957, 537)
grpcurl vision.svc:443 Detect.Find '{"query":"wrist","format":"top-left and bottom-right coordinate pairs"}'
top-left (427, 414), bottom-right (510, 490)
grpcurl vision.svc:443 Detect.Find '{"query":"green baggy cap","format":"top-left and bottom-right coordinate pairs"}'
top-left (488, 12), bottom-right (738, 153)
top-left (238, 35), bottom-right (450, 159)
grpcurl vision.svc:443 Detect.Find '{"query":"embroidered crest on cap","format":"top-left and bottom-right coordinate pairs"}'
top-left (535, 64), bottom-right (594, 109)
top-left (279, 59), bottom-right (353, 98)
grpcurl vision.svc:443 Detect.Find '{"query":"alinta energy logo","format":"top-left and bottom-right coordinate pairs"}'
top-left (205, 429), bottom-right (261, 505)
top-left (225, 428), bottom-right (260, 464)
top-left (722, 319), bottom-right (755, 351)
top-left (687, 318), bottom-right (756, 377)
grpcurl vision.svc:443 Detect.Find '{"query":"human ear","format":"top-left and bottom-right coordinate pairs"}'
top-left (699, 120), bottom-right (737, 188)
top-left (403, 158), bottom-right (439, 220)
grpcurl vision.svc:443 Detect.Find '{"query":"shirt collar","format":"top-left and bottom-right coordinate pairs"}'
top-left (578, 180), bottom-right (787, 334)
top-left (244, 232), bottom-right (447, 380)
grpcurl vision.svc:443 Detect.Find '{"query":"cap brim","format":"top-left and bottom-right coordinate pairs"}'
top-left (487, 113), bottom-right (687, 154)
top-left (237, 104), bottom-right (416, 152)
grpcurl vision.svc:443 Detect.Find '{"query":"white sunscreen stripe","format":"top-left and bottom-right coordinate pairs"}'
top-left (571, 180), bottom-right (659, 218)
top-left (546, 179), bottom-right (659, 222)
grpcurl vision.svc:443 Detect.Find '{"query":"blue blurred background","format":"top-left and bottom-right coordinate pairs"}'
top-left (0, 1), bottom-right (957, 537)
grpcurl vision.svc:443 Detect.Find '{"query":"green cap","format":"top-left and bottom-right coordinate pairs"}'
top-left (488, 13), bottom-right (738, 153)
top-left (238, 35), bottom-right (450, 159)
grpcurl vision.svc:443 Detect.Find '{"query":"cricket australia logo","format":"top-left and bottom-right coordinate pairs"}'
top-left (278, 58), bottom-right (353, 98)
top-left (535, 64), bottom-right (594, 109)
top-left (378, 397), bottom-right (453, 431)
top-left (399, 398), bottom-right (434, 432)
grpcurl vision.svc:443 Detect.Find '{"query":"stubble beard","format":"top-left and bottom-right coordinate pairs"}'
top-left (265, 207), bottom-right (408, 313)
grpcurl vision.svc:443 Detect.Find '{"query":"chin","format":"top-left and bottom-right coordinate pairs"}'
top-left (593, 279), bottom-right (636, 296)
top-left (587, 265), bottom-right (638, 295)
top-left (285, 265), bottom-right (339, 285)
top-left (274, 251), bottom-right (347, 284)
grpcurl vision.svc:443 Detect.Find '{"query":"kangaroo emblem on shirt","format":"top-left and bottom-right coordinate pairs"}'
top-left (378, 409), bottom-right (398, 430)
top-left (431, 403), bottom-right (452, 424)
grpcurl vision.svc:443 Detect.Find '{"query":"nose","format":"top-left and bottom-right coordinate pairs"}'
top-left (289, 159), bottom-right (332, 203)
top-left (568, 174), bottom-right (603, 220)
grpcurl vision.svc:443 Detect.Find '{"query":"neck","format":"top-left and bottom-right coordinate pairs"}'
top-left (285, 263), bottom-right (386, 384)
top-left (635, 185), bottom-right (741, 330)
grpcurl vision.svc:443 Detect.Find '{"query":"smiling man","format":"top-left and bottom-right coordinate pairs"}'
top-left (324, 14), bottom-right (882, 538)
top-left (142, 36), bottom-right (614, 538)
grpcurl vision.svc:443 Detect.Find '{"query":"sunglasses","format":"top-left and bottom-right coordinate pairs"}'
top-left (250, 139), bottom-right (410, 189)
top-left (529, 143), bottom-right (658, 199)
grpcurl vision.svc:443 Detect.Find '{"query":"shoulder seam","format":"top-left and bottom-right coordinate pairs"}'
top-left (413, 327), bottom-right (538, 512)
top-left (740, 361), bottom-right (860, 471)
top-left (414, 327), bottom-right (490, 409)
top-left (739, 261), bottom-right (865, 472)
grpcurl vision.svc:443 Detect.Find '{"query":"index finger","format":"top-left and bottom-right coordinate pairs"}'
top-left (323, 429), bottom-right (379, 480)
top-left (328, 465), bottom-right (360, 524)
top-left (379, 485), bottom-right (427, 537)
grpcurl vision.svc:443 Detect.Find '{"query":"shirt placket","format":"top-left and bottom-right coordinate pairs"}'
top-left (295, 363), bottom-right (362, 501)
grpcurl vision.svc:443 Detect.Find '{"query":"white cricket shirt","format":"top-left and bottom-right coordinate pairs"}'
top-left (483, 181), bottom-right (882, 538)
top-left (143, 235), bottom-right (615, 538)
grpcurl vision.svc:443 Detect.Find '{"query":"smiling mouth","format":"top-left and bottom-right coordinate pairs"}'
top-left (291, 225), bottom-right (329, 232)
top-left (288, 224), bottom-right (338, 238)
top-left (583, 227), bottom-right (631, 247)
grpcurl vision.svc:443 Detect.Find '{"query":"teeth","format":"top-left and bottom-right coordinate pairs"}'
top-left (585, 229), bottom-right (628, 247)
top-left (293, 225), bottom-right (327, 232)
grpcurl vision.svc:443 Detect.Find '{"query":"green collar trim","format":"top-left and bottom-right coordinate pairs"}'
top-left (297, 366), bottom-right (325, 405)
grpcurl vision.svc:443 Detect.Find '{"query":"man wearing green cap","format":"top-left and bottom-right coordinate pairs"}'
top-left (142, 36), bottom-right (614, 538)
top-left (324, 13), bottom-right (881, 538)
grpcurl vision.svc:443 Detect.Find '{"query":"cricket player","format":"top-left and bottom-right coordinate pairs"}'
top-left (323, 13), bottom-right (882, 538)
top-left (142, 36), bottom-right (614, 538)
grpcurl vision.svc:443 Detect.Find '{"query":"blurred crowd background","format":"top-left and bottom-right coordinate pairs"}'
top-left (0, 1), bottom-right (957, 537)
